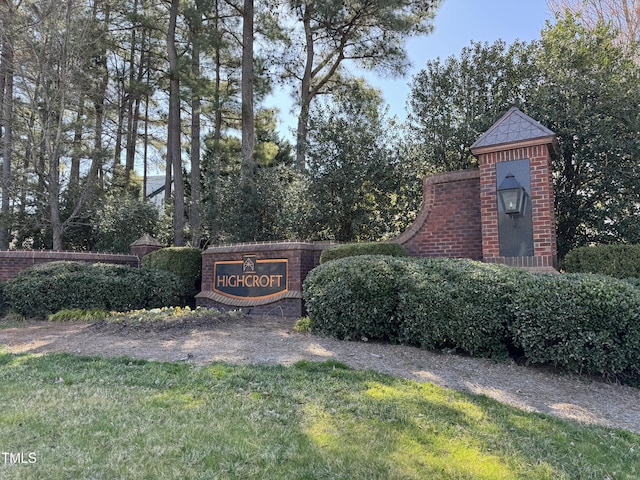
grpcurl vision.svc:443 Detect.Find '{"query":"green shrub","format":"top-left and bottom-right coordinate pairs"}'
top-left (303, 255), bottom-right (410, 341)
top-left (564, 244), bottom-right (640, 278)
top-left (304, 254), bottom-right (640, 383)
top-left (305, 256), bottom-right (527, 358)
top-left (319, 242), bottom-right (408, 264)
top-left (142, 247), bottom-right (202, 299)
top-left (508, 273), bottom-right (640, 378)
top-left (4, 261), bottom-right (183, 318)
top-left (398, 258), bottom-right (526, 358)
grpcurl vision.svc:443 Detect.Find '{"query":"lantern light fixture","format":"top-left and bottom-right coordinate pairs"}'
top-left (497, 173), bottom-right (526, 215)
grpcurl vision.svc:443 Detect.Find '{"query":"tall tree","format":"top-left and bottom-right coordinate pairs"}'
top-left (184, 0), bottom-right (205, 247)
top-left (285, 0), bottom-right (442, 168)
top-left (14, 0), bottom-right (106, 249)
top-left (306, 79), bottom-right (404, 241)
top-left (0, 0), bottom-right (16, 249)
top-left (166, 0), bottom-right (185, 246)
top-left (527, 14), bottom-right (640, 254)
top-left (408, 40), bottom-right (535, 171)
top-left (238, 0), bottom-right (258, 240)
top-left (408, 15), bottom-right (640, 256)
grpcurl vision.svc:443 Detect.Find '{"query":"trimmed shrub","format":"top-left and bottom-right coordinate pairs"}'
top-left (564, 244), bottom-right (640, 278)
top-left (304, 255), bottom-right (524, 358)
top-left (304, 254), bottom-right (640, 382)
top-left (398, 258), bottom-right (527, 358)
top-left (508, 273), bottom-right (640, 378)
top-left (303, 255), bottom-right (410, 341)
top-left (142, 247), bottom-right (202, 299)
top-left (4, 261), bottom-right (183, 318)
top-left (319, 242), bottom-right (408, 264)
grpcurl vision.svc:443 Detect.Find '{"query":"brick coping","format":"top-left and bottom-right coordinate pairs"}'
top-left (203, 241), bottom-right (337, 254)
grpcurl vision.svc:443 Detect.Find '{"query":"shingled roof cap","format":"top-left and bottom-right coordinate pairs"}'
top-left (470, 107), bottom-right (557, 154)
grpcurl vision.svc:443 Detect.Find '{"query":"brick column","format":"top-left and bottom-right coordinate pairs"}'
top-left (476, 146), bottom-right (557, 268)
top-left (471, 107), bottom-right (558, 271)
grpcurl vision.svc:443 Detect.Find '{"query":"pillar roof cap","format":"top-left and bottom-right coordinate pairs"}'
top-left (130, 233), bottom-right (162, 248)
top-left (471, 106), bottom-right (558, 155)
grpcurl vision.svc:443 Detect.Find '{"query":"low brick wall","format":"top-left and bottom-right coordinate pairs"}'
top-left (0, 250), bottom-right (140, 282)
top-left (196, 241), bottom-right (333, 317)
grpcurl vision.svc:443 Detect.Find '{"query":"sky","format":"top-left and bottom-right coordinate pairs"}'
top-left (269, 0), bottom-right (555, 139)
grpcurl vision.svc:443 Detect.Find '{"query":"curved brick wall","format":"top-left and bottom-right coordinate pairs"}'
top-left (393, 169), bottom-right (483, 260)
top-left (0, 250), bottom-right (140, 282)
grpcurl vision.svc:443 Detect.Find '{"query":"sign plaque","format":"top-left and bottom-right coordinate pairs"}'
top-left (213, 256), bottom-right (288, 300)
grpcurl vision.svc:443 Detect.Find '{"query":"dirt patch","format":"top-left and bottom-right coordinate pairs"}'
top-left (1, 315), bottom-right (639, 434)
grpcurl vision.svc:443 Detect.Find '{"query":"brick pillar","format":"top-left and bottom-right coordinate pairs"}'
top-left (130, 234), bottom-right (163, 261)
top-left (471, 107), bottom-right (558, 271)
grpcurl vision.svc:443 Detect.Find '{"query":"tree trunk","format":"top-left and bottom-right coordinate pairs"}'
top-left (189, 11), bottom-right (202, 248)
top-left (167, 0), bottom-right (184, 246)
top-left (241, 0), bottom-right (255, 188)
top-left (124, 0), bottom-right (139, 186)
top-left (295, 3), bottom-right (314, 170)
top-left (0, 6), bottom-right (13, 250)
top-left (209, 1), bottom-right (223, 242)
top-left (70, 99), bottom-right (84, 187)
top-left (239, 0), bottom-right (256, 241)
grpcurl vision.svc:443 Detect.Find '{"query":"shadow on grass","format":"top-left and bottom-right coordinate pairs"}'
top-left (0, 352), bottom-right (638, 479)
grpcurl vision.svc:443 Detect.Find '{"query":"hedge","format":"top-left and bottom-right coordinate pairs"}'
top-left (142, 247), bottom-right (202, 300)
top-left (508, 273), bottom-right (640, 378)
top-left (304, 256), bottom-right (527, 358)
top-left (303, 256), bottom-right (640, 382)
top-left (564, 244), bottom-right (640, 278)
top-left (4, 261), bottom-right (184, 318)
top-left (303, 255), bottom-right (409, 341)
top-left (319, 242), bottom-right (408, 264)
top-left (398, 259), bottom-right (527, 358)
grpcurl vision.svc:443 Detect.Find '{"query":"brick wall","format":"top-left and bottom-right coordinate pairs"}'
top-left (477, 144), bottom-right (557, 269)
top-left (0, 250), bottom-right (140, 282)
top-left (394, 169), bottom-right (483, 260)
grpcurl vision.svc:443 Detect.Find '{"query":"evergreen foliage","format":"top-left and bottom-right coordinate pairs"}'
top-left (4, 262), bottom-right (183, 318)
top-left (303, 256), bottom-right (640, 382)
top-left (319, 242), bottom-right (408, 264)
top-left (408, 15), bottom-right (640, 256)
top-left (563, 244), bottom-right (640, 278)
top-left (142, 247), bottom-right (202, 300)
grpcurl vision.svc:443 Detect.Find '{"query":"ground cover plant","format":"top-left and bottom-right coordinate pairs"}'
top-left (0, 350), bottom-right (638, 479)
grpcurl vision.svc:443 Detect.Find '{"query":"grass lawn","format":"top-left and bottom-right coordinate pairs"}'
top-left (0, 349), bottom-right (638, 479)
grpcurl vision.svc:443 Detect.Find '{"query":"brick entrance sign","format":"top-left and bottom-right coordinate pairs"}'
top-left (196, 242), bottom-right (332, 317)
top-left (196, 108), bottom-right (559, 316)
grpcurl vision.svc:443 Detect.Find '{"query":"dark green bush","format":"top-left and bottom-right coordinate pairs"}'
top-left (304, 255), bottom-right (525, 358)
top-left (4, 261), bottom-right (183, 318)
top-left (508, 273), bottom-right (640, 378)
top-left (398, 258), bottom-right (527, 358)
top-left (319, 242), bottom-right (408, 264)
top-left (304, 255), bottom-right (640, 383)
top-left (303, 255), bottom-right (410, 341)
top-left (142, 247), bottom-right (202, 299)
top-left (564, 244), bottom-right (640, 278)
